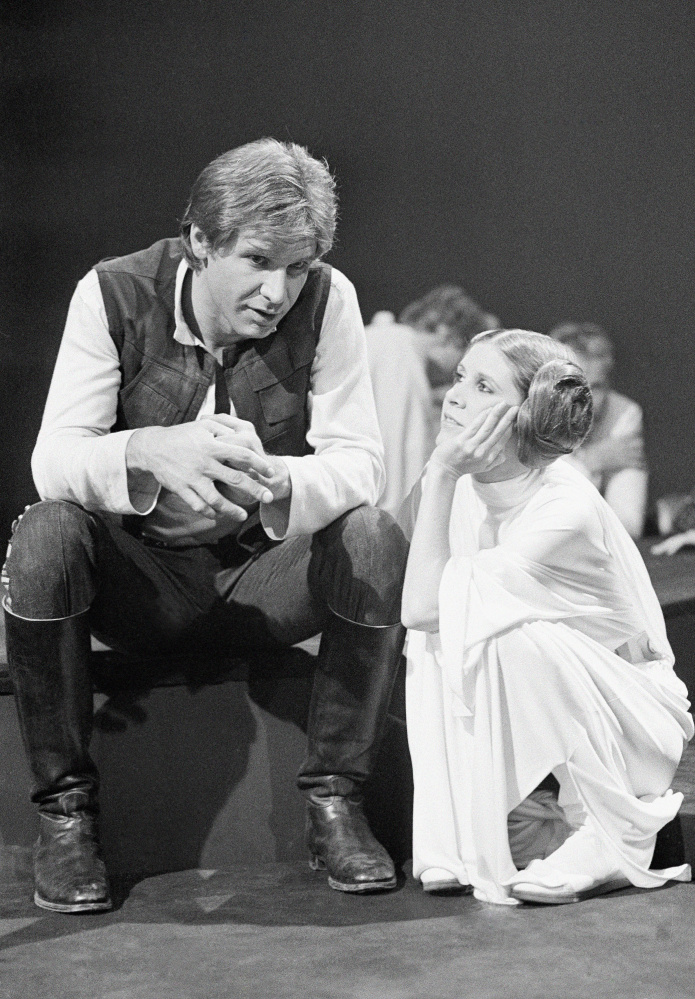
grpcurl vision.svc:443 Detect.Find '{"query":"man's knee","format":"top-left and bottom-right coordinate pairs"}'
top-left (337, 505), bottom-right (408, 567)
top-left (313, 506), bottom-right (409, 626)
top-left (4, 501), bottom-right (97, 619)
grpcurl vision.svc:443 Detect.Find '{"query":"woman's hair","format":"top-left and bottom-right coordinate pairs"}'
top-left (180, 138), bottom-right (337, 271)
top-left (469, 328), bottom-right (593, 468)
top-left (399, 285), bottom-right (493, 349)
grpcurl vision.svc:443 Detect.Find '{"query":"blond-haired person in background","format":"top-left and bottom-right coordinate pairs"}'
top-left (549, 322), bottom-right (647, 538)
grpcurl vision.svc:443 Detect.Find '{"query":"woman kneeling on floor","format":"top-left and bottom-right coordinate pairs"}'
top-left (400, 328), bottom-right (693, 905)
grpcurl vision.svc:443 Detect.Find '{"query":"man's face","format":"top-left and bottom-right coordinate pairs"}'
top-left (192, 227), bottom-right (317, 345)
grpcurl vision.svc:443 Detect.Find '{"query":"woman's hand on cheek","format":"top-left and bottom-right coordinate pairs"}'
top-left (430, 403), bottom-right (519, 479)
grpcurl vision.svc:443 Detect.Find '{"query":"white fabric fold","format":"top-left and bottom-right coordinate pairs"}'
top-left (406, 459), bottom-right (693, 904)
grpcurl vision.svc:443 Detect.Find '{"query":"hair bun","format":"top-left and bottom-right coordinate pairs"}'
top-left (516, 359), bottom-right (593, 467)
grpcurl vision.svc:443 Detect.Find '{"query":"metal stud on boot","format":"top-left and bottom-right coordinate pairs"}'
top-left (306, 785), bottom-right (396, 893)
top-left (34, 790), bottom-right (112, 913)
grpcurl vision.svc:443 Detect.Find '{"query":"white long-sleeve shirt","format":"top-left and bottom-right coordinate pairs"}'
top-left (32, 259), bottom-right (385, 544)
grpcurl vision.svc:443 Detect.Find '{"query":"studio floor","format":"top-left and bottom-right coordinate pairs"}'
top-left (2, 684), bottom-right (694, 999)
top-left (1, 856), bottom-right (694, 998)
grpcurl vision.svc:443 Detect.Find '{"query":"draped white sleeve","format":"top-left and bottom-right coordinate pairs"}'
top-left (438, 462), bottom-right (676, 716)
top-left (406, 459), bottom-right (693, 905)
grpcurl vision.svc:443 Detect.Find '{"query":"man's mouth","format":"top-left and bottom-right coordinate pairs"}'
top-left (248, 306), bottom-right (280, 325)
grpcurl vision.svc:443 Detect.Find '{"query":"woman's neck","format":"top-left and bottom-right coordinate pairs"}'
top-left (473, 455), bottom-right (528, 483)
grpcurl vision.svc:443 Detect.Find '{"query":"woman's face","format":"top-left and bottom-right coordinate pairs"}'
top-left (437, 341), bottom-right (524, 445)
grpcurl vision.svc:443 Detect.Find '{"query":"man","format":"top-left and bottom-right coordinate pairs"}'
top-left (3, 139), bottom-right (408, 913)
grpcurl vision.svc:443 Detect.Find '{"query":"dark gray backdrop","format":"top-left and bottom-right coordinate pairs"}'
top-left (2, 0), bottom-right (693, 540)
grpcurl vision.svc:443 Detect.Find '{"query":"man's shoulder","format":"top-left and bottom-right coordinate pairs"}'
top-left (604, 390), bottom-right (643, 432)
top-left (94, 238), bottom-right (183, 282)
top-left (324, 264), bottom-right (355, 302)
top-left (317, 265), bottom-right (361, 331)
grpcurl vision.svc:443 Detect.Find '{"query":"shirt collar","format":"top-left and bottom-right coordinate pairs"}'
top-left (173, 259), bottom-right (207, 350)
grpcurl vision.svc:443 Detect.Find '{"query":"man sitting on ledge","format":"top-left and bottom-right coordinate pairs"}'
top-left (2, 138), bottom-right (408, 913)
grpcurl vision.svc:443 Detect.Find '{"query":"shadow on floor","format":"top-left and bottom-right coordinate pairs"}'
top-left (3, 858), bottom-right (684, 957)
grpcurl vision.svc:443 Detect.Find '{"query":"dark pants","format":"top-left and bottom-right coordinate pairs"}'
top-left (4, 500), bottom-right (408, 806)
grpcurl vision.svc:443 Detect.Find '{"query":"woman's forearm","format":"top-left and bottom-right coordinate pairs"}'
top-left (401, 466), bottom-right (459, 631)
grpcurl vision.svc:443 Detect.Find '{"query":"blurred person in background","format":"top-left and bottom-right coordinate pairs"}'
top-left (400, 285), bottom-right (500, 413)
top-left (365, 311), bottom-right (436, 516)
top-left (366, 287), bottom-right (498, 515)
top-left (549, 322), bottom-right (647, 538)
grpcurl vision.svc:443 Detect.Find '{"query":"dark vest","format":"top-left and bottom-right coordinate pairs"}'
top-left (95, 238), bottom-right (332, 457)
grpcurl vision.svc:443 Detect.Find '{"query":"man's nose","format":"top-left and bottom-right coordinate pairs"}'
top-left (260, 269), bottom-right (287, 307)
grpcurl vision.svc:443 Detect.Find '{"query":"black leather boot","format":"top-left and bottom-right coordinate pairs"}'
top-left (306, 776), bottom-right (397, 892)
top-left (34, 789), bottom-right (111, 913)
top-left (299, 617), bottom-right (405, 892)
top-left (4, 609), bottom-right (112, 913)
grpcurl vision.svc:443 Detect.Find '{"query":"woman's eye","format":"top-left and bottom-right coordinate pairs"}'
top-left (477, 380), bottom-right (492, 393)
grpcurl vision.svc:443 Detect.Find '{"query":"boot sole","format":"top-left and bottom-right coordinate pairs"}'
top-left (310, 856), bottom-right (397, 893)
top-left (34, 891), bottom-right (113, 914)
top-left (422, 881), bottom-right (472, 895)
top-left (327, 874), bottom-right (397, 893)
top-left (510, 876), bottom-right (631, 905)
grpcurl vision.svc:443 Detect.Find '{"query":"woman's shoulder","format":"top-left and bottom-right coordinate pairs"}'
top-left (527, 461), bottom-right (605, 531)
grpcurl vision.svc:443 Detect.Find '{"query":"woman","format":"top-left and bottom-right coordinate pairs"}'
top-left (401, 329), bottom-right (693, 905)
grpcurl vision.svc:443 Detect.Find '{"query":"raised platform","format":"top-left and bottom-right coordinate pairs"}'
top-left (0, 541), bottom-right (694, 876)
top-left (0, 622), bottom-right (412, 873)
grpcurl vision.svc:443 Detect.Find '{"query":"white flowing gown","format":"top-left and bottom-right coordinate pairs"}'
top-left (405, 459), bottom-right (694, 904)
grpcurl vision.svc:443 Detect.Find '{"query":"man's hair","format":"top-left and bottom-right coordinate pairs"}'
top-left (180, 138), bottom-right (337, 270)
top-left (549, 322), bottom-right (614, 361)
top-left (399, 285), bottom-right (493, 348)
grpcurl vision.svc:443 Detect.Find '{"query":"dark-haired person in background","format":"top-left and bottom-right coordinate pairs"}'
top-left (2, 139), bottom-right (408, 913)
top-left (549, 322), bottom-right (647, 538)
top-left (366, 287), bottom-right (498, 516)
top-left (400, 330), bottom-right (692, 905)
top-left (399, 285), bottom-right (500, 413)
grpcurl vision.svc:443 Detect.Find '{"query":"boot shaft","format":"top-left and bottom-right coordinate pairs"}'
top-left (3, 608), bottom-right (99, 805)
top-left (298, 617), bottom-right (405, 791)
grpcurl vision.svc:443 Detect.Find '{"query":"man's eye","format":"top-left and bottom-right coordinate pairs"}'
top-left (288, 261), bottom-right (310, 276)
top-left (250, 255), bottom-right (269, 267)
